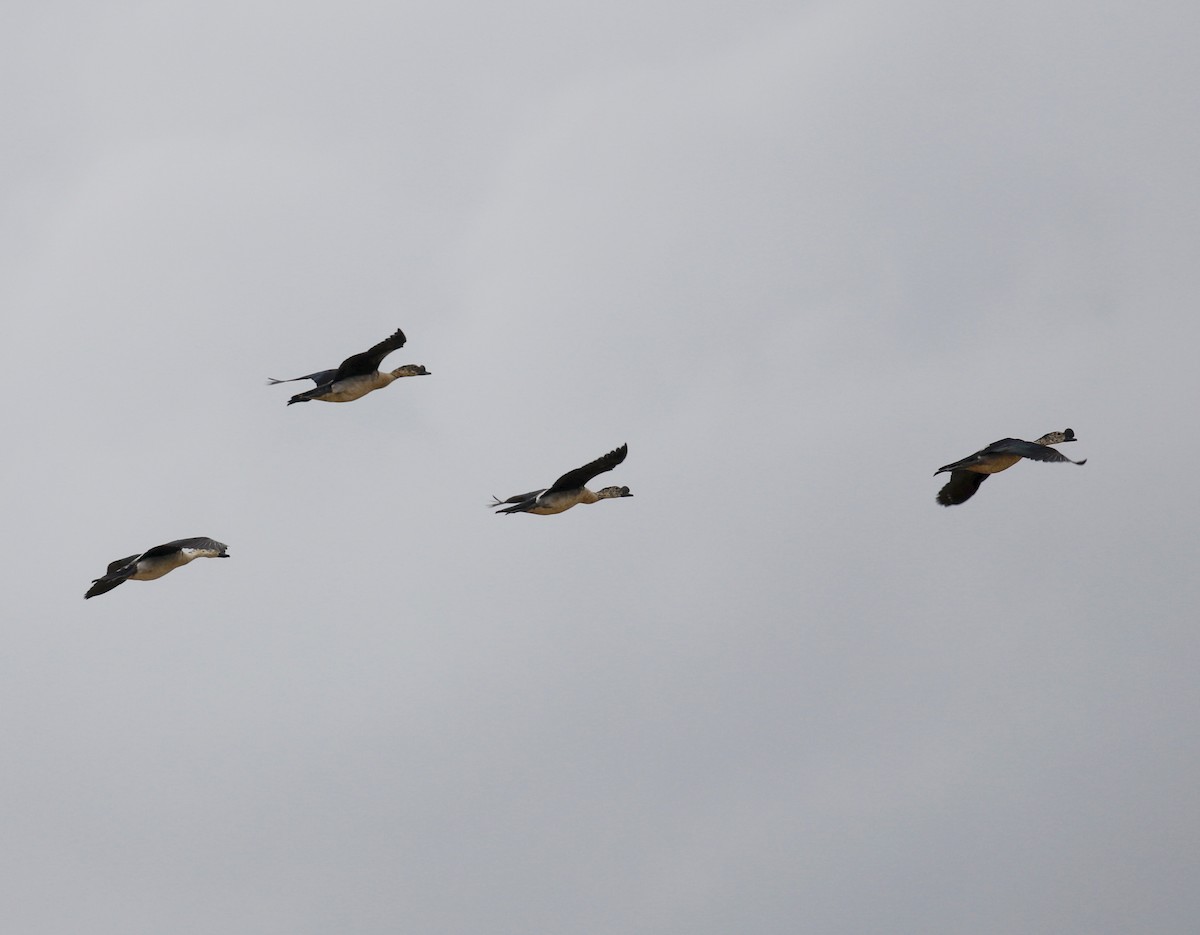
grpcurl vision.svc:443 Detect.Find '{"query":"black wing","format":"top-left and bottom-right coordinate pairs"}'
top-left (983, 438), bottom-right (1086, 465)
top-left (333, 328), bottom-right (407, 381)
top-left (491, 489), bottom-right (546, 507)
top-left (937, 470), bottom-right (989, 506)
top-left (140, 537), bottom-right (228, 559)
top-left (104, 553), bottom-right (139, 575)
top-left (548, 444), bottom-right (628, 493)
top-left (936, 437), bottom-right (1023, 473)
top-left (86, 554), bottom-right (139, 599)
top-left (267, 369), bottom-right (338, 387)
top-left (85, 572), bottom-right (132, 599)
top-left (493, 500), bottom-right (533, 514)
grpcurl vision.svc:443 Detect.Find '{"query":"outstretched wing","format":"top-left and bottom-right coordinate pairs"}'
top-left (267, 369), bottom-right (338, 387)
top-left (491, 492), bottom-right (547, 514)
top-left (548, 444), bottom-right (628, 493)
top-left (142, 537), bottom-right (228, 559)
top-left (491, 489), bottom-right (546, 508)
top-left (937, 470), bottom-right (989, 506)
top-left (86, 553), bottom-right (139, 599)
top-left (104, 554), bottom-right (139, 575)
top-left (334, 328), bottom-right (407, 380)
top-left (85, 572), bottom-right (132, 599)
top-left (983, 438), bottom-right (1086, 465)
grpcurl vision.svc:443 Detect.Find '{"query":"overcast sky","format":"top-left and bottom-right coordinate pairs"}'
top-left (3, 1), bottom-right (1199, 932)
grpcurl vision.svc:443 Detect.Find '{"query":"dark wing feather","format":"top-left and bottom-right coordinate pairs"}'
top-left (105, 554), bottom-right (139, 575)
top-left (170, 537), bottom-right (228, 554)
top-left (492, 489), bottom-right (546, 507)
top-left (547, 444), bottom-right (628, 493)
top-left (984, 439), bottom-right (1085, 465)
top-left (286, 386), bottom-right (324, 405)
top-left (935, 437), bottom-right (1021, 472)
top-left (85, 573), bottom-right (132, 599)
top-left (267, 369), bottom-right (338, 387)
top-left (141, 537), bottom-right (227, 558)
top-left (493, 496), bottom-right (540, 514)
top-left (937, 470), bottom-right (989, 506)
top-left (86, 554), bottom-right (140, 599)
top-left (333, 328), bottom-right (407, 380)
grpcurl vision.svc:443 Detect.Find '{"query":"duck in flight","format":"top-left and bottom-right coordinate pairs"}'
top-left (492, 444), bottom-right (633, 515)
top-left (85, 537), bottom-right (229, 599)
top-left (935, 429), bottom-right (1086, 506)
top-left (268, 328), bottom-right (430, 405)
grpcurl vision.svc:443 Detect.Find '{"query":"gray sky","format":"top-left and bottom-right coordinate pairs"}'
top-left (3, 1), bottom-right (1199, 932)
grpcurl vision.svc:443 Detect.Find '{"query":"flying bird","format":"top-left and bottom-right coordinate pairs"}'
top-left (492, 444), bottom-right (633, 515)
top-left (85, 537), bottom-right (229, 599)
top-left (934, 429), bottom-right (1086, 506)
top-left (268, 328), bottom-right (430, 405)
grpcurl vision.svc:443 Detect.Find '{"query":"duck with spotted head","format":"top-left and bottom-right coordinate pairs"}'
top-left (492, 444), bottom-right (633, 515)
top-left (935, 429), bottom-right (1086, 506)
top-left (268, 328), bottom-right (430, 405)
top-left (85, 537), bottom-right (229, 599)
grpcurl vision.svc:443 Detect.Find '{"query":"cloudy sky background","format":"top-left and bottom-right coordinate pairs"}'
top-left (3, 1), bottom-right (1199, 932)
